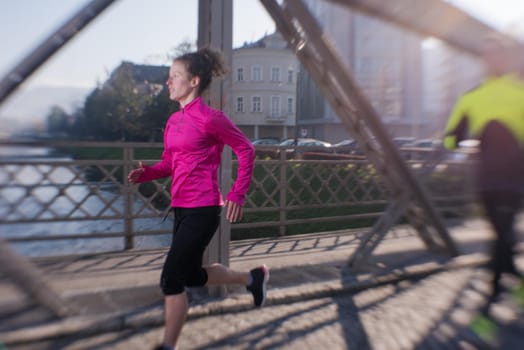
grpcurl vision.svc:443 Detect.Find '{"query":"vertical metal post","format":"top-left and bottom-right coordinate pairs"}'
top-left (198, 0), bottom-right (233, 296)
top-left (279, 147), bottom-right (287, 236)
top-left (123, 144), bottom-right (134, 249)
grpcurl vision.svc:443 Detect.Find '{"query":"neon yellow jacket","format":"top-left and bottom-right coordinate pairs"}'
top-left (444, 74), bottom-right (524, 192)
top-left (444, 74), bottom-right (524, 150)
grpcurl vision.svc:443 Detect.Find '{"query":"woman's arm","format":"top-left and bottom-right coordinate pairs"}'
top-left (207, 111), bottom-right (255, 207)
top-left (127, 124), bottom-right (174, 183)
top-left (128, 150), bottom-right (173, 183)
top-left (444, 97), bottom-right (469, 150)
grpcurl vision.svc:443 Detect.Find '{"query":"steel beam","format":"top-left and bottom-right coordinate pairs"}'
top-left (261, 0), bottom-right (459, 268)
top-left (0, 0), bottom-right (116, 318)
top-left (0, 239), bottom-right (77, 317)
top-left (0, 0), bottom-right (116, 105)
top-left (325, 0), bottom-right (524, 55)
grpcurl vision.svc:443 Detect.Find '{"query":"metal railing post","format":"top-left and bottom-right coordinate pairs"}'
top-left (279, 148), bottom-right (287, 236)
top-left (123, 144), bottom-right (134, 249)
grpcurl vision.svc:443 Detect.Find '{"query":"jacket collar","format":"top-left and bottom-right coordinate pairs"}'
top-left (181, 96), bottom-right (202, 112)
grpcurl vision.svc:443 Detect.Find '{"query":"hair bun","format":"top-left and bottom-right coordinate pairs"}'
top-left (198, 48), bottom-right (227, 77)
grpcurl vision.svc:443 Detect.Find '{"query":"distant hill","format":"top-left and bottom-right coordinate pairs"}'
top-left (0, 85), bottom-right (92, 133)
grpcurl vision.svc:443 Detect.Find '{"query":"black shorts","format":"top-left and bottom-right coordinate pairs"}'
top-left (160, 206), bottom-right (221, 295)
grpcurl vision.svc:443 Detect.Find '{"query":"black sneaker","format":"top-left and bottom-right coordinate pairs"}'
top-left (247, 264), bottom-right (269, 307)
top-left (152, 345), bottom-right (170, 350)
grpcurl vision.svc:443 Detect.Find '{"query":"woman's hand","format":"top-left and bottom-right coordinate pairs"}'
top-left (224, 200), bottom-right (243, 223)
top-left (127, 161), bottom-right (145, 183)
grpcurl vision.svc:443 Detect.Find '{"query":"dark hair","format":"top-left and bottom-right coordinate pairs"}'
top-left (175, 48), bottom-right (227, 95)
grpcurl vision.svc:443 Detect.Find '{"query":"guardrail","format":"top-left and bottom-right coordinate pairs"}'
top-left (0, 140), bottom-right (476, 256)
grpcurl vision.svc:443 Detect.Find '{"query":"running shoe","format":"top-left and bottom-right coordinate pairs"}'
top-left (246, 264), bottom-right (269, 307)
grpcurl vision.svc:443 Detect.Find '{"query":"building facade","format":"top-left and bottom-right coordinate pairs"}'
top-left (230, 32), bottom-right (299, 140)
top-left (422, 40), bottom-right (484, 134)
top-left (297, 0), bottom-right (425, 143)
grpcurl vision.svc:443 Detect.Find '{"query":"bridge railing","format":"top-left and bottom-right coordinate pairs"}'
top-left (0, 140), bottom-right (476, 256)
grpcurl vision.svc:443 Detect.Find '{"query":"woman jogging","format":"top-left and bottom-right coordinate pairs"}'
top-left (128, 48), bottom-right (269, 350)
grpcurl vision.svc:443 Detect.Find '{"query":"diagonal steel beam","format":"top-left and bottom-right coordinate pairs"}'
top-left (0, 239), bottom-right (77, 317)
top-left (260, 0), bottom-right (459, 268)
top-left (0, 0), bottom-right (116, 318)
top-left (0, 0), bottom-right (117, 105)
top-left (325, 0), bottom-right (524, 55)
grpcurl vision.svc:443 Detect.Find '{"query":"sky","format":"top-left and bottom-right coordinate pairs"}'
top-left (0, 0), bottom-right (276, 89)
top-left (0, 0), bottom-right (523, 90)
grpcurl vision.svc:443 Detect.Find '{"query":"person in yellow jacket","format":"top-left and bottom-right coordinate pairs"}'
top-left (444, 38), bottom-right (524, 343)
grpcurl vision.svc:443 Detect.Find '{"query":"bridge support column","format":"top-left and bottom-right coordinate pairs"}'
top-left (198, 0), bottom-right (234, 297)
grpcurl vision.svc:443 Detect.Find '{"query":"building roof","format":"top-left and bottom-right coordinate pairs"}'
top-left (236, 31), bottom-right (291, 50)
top-left (110, 62), bottom-right (169, 85)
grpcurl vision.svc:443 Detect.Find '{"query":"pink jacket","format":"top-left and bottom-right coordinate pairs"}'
top-left (136, 97), bottom-right (255, 208)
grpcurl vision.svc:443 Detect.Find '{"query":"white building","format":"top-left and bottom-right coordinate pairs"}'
top-left (422, 40), bottom-right (484, 134)
top-left (230, 32), bottom-right (299, 140)
top-left (297, 0), bottom-right (425, 142)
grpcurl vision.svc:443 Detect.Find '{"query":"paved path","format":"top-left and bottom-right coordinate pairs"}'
top-left (1, 217), bottom-right (524, 349)
top-left (7, 267), bottom-right (524, 350)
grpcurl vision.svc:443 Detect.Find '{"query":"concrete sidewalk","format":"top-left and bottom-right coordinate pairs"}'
top-left (1, 217), bottom-right (522, 346)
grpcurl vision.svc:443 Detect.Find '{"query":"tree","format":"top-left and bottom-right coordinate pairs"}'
top-left (143, 83), bottom-right (179, 141)
top-left (79, 87), bottom-right (121, 140)
top-left (46, 106), bottom-right (70, 135)
top-left (67, 39), bottom-right (198, 141)
top-left (77, 62), bottom-right (176, 141)
top-left (167, 40), bottom-right (196, 60)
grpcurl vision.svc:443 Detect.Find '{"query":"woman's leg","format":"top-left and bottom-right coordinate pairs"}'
top-left (205, 263), bottom-right (269, 308)
top-left (204, 263), bottom-right (250, 285)
top-left (163, 292), bottom-right (189, 348)
top-left (159, 207), bottom-right (221, 348)
top-left (480, 190), bottom-right (520, 314)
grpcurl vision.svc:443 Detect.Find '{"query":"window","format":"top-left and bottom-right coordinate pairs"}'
top-left (237, 67), bottom-right (244, 81)
top-left (252, 96), bottom-right (262, 112)
top-left (236, 97), bottom-right (244, 113)
top-left (287, 97), bottom-right (294, 114)
top-left (252, 66), bottom-right (262, 81)
top-left (271, 96), bottom-right (280, 117)
top-left (271, 67), bottom-right (280, 81)
top-left (287, 69), bottom-right (293, 83)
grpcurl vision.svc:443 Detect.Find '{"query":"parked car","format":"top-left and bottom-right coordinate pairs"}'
top-left (392, 137), bottom-right (416, 148)
top-left (447, 139), bottom-right (479, 162)
top-left (252, 137), bottom-right (281, 159)
top-left (278, 138), bottom-right (332, 159)
top-left (400, 139), bottom-right (442, 160)
top-left (404, 139), bottom-right (442, 149)
top-left (332, 139), bottom-right (358, 154)
top-left (279, 138), bottom-right (331, 148)
top-left (251, 137), bottom-right (281, 145)
top-left (332, 138), bottom-right (380, 157)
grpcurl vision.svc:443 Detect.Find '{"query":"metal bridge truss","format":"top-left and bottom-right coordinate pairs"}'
top-left (261, 0), bottom-right (454, 267)
top-left (260, 0), bottom-right (523, 267)
top-left (0, 0), bottom-right (520, 317)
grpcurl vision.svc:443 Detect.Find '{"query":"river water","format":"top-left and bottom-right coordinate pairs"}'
top-left (0, 146), bottom-right (172, 257)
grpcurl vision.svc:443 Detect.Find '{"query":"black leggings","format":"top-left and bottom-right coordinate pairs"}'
top-left (160, 206), bottom-right (221, 295)
top-left (480, 191), bottom-right (522, 299)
